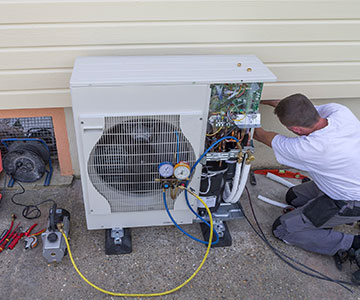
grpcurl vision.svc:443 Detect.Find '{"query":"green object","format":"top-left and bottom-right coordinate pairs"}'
top-left (208, 82), bottom-right (263, 128)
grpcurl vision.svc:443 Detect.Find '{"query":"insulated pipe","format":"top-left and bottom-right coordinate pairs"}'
top-left (257, 195), bottom-right (289, 209)
top-left (223, 182), bottom-right (231, 199)
top-left (223, 162), bottom-right (242, 202)
top-left (266, 172), bottom-right (295, 188)
top-left (225, 127), bottom-right (255, 203)
top-left (228, 162), bottom-right (251, 203)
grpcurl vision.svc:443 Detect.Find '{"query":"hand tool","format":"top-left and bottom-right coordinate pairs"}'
top-left (0, 222), bottom-right (20, 252)
top-left (1, 224), bottom-right (21, 251)
top-left (24, 236), bottom-right (38, 250)
top-left (24, 224), bottom-right (45, 250)
top-left (249, 170), bottom-right (257, 185)
top-left (8, 223), bottom-right (45, 250)
top-left (0, 214), bottom-right (16, 245)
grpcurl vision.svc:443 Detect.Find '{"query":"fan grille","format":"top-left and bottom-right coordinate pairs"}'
top-left (88, 115), bottom-right (196, 212)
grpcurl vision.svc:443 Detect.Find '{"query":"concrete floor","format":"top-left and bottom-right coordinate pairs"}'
top-left (0, 171), bottom-right (359, 300)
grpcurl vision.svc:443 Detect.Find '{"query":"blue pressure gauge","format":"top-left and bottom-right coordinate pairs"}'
top-left (158, 162), bottom-right (174, 178)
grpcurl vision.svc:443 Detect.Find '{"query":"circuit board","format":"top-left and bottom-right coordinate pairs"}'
top-left (208, 83), bottom-right (263, 129)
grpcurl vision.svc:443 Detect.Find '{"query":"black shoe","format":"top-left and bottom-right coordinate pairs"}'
top-left (351, 269), bottom-right (360, 285)
top-left (349, 248), bottom-right (360, 267)
top-left (333, 250), bottom-right (349, 271)
top-left (272, 216), bottom-right (282, 237)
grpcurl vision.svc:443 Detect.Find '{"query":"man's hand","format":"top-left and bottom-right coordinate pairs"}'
top-left (254, 128), bottom-right (278, 148)
top-left (260, 100), bottom-right (280, 108)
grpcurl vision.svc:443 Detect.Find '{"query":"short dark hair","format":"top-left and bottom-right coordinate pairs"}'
top-left (274, 93), bottom-right (320, 127)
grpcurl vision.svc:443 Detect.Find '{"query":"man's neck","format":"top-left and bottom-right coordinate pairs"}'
top-left (311, 117), bottom-right (328, 133)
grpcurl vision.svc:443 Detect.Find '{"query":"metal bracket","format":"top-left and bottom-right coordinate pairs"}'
top-left (213, 219), bottom-right (226, 238)
top-left (205, 147), bottom-right (254, 162)
top-left (194, 202), bottom-right (244, 223)
top-left (111, 228), bottom-right (124, 245)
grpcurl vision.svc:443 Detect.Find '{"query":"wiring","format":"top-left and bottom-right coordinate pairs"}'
top-left (199, 175), bottom-right (212, 195)
top-left (233, 111), bottom-right (247, 122)
top-left (206, 126), bottom-right (223, 137)
top-left (199, 169), bottom-right (219, 195)
top-left (60, 188), bottom-right (214, 297)
top-left (10, 181), bottom-right (55, 219)
top-left (242, 186), bottom-right (356, 293)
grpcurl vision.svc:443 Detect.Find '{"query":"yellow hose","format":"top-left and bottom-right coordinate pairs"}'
top-left (60, 187), bottom-right (213, 297)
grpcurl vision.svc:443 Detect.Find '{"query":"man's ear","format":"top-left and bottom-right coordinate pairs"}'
top-left (288, 126), bottom-right (303, 135)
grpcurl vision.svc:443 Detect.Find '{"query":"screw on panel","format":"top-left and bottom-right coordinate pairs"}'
top-left (237, 63), bottom-right (242, 67)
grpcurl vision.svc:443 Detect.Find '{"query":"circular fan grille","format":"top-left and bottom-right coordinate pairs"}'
top-left (87, 115), bottom-right (196, 211)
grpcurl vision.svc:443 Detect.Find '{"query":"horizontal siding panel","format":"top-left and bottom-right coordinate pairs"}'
top-left (1, 21), bottom-right (360, 48)
top-left (0, 89), bottom-right (71, 109)
top-left (268, 62), bottom-right (360, 82)
top-left (2, 81), bottom-right (360, 109)
top-left (263, 81), bottom-right (360, 100)
top-left (1, 42), bottom-right (360, 70)
top-left (1, 1), bottom-right (360, 24)
top-left (0, 69), bottom-right (70, 91)
top-left (2, 62), bottom-right (360, 91)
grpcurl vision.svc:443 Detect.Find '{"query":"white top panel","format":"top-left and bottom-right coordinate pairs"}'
top-left (70, 55), bottom-right (276, 87)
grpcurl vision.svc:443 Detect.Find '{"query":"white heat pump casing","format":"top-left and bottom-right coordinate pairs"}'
top-left (71, 84), bottom-right (210, 230)
top-left (70, 55), bottom-right (276, 230)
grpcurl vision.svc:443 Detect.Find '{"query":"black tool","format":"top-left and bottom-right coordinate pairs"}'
top-left (249, 170), bottom-right (257, 185)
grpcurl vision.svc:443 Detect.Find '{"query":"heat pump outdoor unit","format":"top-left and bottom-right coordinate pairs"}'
top-left (70, 55), bottom-right (276, 253)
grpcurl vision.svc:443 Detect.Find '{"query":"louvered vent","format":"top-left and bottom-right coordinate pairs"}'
top-left (87, 115), bottom-right (196, 212)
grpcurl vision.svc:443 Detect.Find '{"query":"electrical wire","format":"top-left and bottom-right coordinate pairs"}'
top-left (206, 126), bottom-right (223, 137)
top-left (199, 175), bottom-right (211, 195)
top-left (10, 181), bottom-right (56, 219)
top-left (60, 188), bottom-right (214, 297)
top-left (233, 111), bottom-right (247, 122)
top-left (242, 186), bottom-right (356, 292)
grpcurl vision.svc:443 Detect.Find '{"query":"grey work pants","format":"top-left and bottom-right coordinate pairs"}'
top-left (273, 181), bottom-right (360, 256)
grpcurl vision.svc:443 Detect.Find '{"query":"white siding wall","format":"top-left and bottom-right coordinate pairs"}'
top-left (1, 0), bottom-right (360, 109)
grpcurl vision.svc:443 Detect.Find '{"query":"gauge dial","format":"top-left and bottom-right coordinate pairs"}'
top-left (173, 162), bottom-right (191, 180)
top-left (158, 162), bottom-right (174, 178)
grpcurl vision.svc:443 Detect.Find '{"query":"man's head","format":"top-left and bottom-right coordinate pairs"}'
top-left (274, 93), bottom-right (321, 135)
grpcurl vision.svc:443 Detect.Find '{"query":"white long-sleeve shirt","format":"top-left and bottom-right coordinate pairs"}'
top-left (271, 103), bottom-right (360, 201)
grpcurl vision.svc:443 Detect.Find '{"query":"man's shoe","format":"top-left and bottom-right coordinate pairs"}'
top-left (333, 250), bottom-right (349, 271)
top-left (351, 269), bottom-right (360, 285)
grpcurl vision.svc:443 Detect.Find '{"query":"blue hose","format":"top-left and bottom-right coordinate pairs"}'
top-left (163, 191), bottom-right (219, 245)
top-left (190, 136), bottom-right (240, 174)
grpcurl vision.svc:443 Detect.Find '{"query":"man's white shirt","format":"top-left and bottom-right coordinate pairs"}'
top-left (272, 103), bottom-right (360, 201)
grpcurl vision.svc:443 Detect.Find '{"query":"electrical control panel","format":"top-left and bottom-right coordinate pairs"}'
top-left (205, 82), bottom-right (264, 150)
top-left (208, 83), bottom-right (263, 131)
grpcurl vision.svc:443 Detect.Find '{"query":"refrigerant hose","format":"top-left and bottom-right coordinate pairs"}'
top-left (59, 187), bottom-right (213, 297)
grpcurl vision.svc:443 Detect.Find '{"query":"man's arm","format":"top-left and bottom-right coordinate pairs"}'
top-left (253, 128), bottom-right (278, 148)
